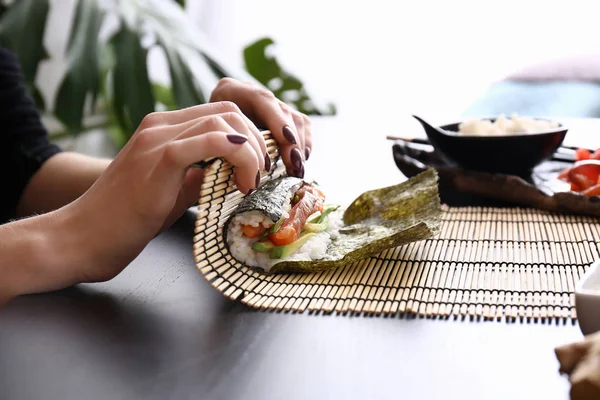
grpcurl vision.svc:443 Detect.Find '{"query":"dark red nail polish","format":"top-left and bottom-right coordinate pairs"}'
top-left (227, 134), bottom-right (247, 144)
top-left (305, 146), bottom-right (311, 161)
top-left (291, 148), bottom-right (303, 170)
top-left (255, 169), bottom-right (261, 188)
top-left (295, 164), bottom-right (305, 179)
top-left (264, 154), bottom-right (271, 171)
top-left (282, 125), bottom-right (297, 144)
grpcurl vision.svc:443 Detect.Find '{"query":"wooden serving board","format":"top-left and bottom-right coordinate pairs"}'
top-left (391, 139), bottom-right (600, 217)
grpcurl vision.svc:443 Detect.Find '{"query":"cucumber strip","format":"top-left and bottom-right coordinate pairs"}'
top-left (307, 210), bottom-right (322, 223)
top-left (269, 233), bottom-right (317, 259)
top-left (252, 240), bottom-right (275, 253)
top-left (269, 217), bottom-right (285, 234)
top-left (309, 204), bottom-right (340, 224)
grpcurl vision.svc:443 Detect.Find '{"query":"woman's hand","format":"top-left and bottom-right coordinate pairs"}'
top-left (3, 78), bottom-right (315, 300)
top-left (210, 78), bottom-right (312, 178)
top-left (48, 101), bottom-right (267, 287)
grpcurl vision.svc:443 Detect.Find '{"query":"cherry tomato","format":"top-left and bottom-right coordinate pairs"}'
top-left (592, 149), bottom-right (600, 160)
top-left (569, 160), bottom-right (600, 186)
top-left (558, 168), bottom-right (571, 181)
top-left (570, 174), bottom-right (594, 191)
top-left (583, 184), bottom-right (600, 197)
top-left (576, 148), bottom-right (591, 160)
top-left (241, 224), bottom-right (266, 238)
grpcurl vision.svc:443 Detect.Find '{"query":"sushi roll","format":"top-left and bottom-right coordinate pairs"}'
top-left (223, 169), bottom-right (442, 275)
top-left (225, 176), bottom-right (341, 271)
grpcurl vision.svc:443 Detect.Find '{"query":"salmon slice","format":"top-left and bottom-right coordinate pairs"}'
top-left (269, 185), bottom-right (325, 246)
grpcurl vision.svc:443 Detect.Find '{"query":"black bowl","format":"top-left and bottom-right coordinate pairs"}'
top-left (413, 115), bottom-right (569, 175)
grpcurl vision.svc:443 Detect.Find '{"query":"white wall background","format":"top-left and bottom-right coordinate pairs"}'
top-left (38, 0), bottom-right (600, 124)
top-left (186, 0), bottom-right (600, 121)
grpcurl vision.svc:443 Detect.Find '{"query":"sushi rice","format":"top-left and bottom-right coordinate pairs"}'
top-left (226, 208), bottom-right (343, 271)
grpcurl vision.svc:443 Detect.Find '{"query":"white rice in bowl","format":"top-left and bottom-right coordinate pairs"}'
top-left (457, 113), bottom-right (559, 136)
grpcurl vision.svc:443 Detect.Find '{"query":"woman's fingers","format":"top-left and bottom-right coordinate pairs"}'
top-left (164, 131), bottom-right (260, 194)
top-left (301, 114), bottom-right (312, 161)
top-left (159, 168), bottom-right (206, 232)
top-left (209, 78), bottom-right (315, 177)
top-left (249, 93), bottom-right (304, 178)
top-left (174, 113), bottom-right (265, 172)
top-left (143, 109), bottom-right (265, 193)
top-left (242, 114), bottom-right (270, 172)
top-left (220, 112), bottom-right (266, 172)
top-left (280, 102), bottom-right (312, 161)
top-left (142, 101), bottom-right (245, 128)
top-left (289, 105), bottom-right (308, 165)
top-left (149, 111), bottom-right (267, 173)
top-left (142, 78), bottom-right (312, 180)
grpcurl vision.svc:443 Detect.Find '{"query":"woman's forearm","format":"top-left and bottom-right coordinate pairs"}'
top-left (0, 209), bottom-right (80, 301)
top-left (16, 152), bottom-right (111, 218)
top-left (1, 153), bottom-right (111, 304)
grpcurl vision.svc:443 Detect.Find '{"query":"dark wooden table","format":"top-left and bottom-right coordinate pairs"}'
top-left (1, 116), bottom-right (594, 400)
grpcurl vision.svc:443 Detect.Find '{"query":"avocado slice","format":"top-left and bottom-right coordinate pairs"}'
top-left (303, 217), bottom-right (329, 233)
top-left (269, 233), bottom-right (316, 259)
top-left (252, 241), bottom-right (276, 253)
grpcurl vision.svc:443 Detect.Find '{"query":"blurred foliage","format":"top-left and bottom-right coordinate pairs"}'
top-left (244, 38), bottom-right (336, 116)
top-left (0, 0), bottom-right (50, 111)
top-left (0, 0), bottom-right (335, 146)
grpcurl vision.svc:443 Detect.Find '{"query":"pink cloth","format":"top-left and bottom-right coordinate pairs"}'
top-left (506, 54), bottom-right (600, 82)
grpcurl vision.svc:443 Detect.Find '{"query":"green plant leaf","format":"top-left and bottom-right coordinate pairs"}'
top-left (107, 121), bottom-right (129, 149)
top-left (0, 0), bottom-right (49, 86)
top-left (243, 37), bottom-right (336, 116)
top-left (111, 24), bottom-right (155, 138)
top-left (201, 54), bottom-right (227, 79)
top-left (54, 0), bottom-right (105, 133)
top-left (152, 83), bottom-right (177, 111)
top-left (159, 40), bottom-right (205, 109)
top-left (243, 38), bottom-right (277, 84)
top-left (32, 85), bottom-right (45, 111)
top-left (121, 0), bottom-right (246, 85)
top-left (174, 0), bottom-right (186, 8)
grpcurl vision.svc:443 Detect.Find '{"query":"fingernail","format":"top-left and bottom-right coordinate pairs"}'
top-left (264, 154), bottom-right (271, 171)
top-left (305, 146), bottom-right (311, 161)
top-left (294, 164), bottom-right (305, 179)
top-left (255, 169), bottom-right (261, 188)
top-left (291, 148), bottom-right (303, 170)
top-left (227, 134), bottom-right (247, 144)
top-left (282, 125), bottom-right (297, 144)
top-left (247, 189), bottom-right (254, 195)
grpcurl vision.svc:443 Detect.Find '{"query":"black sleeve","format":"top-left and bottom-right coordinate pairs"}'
top-left (0, 48), bottom-right (62, 223)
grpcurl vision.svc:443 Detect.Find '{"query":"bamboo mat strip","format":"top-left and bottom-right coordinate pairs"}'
top-left (193, 135), bottom-right (599, 322)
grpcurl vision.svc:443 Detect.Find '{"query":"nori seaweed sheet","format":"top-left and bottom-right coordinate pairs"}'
top-left (231, 176), bottom-right (303, 222)
top-left (269, 169), bottom-right (442, 274)
top-left (223, 176), bottom-right (303, 246)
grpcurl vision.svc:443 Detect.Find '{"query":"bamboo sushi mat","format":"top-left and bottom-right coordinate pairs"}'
top-left (193, 135), bottom-right (600, 322)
